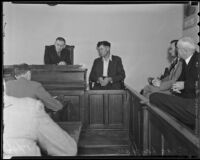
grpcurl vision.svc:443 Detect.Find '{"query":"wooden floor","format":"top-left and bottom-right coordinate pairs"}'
top-left (78, 130), bottom-right (132, 156)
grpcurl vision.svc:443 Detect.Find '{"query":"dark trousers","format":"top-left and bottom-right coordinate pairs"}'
top-left (149, 93), bottom-right (195, 130)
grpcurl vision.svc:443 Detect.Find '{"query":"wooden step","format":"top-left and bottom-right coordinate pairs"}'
top-left (78, 145), bottom-right (131, 156)
top-left (78, 129), bottom-right (131, 156)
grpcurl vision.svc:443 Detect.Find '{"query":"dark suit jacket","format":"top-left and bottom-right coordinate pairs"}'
top-left (5, 77), bottom-right (63, 111)
top-left (89, 55), bottom-right (126, 90)
top-left (44, 45), bottom-right (72, 65)
top-left (176, 51), bottom-right (200, 99)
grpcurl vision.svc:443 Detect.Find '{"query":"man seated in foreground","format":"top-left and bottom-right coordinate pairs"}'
top-left (3, 94), bottom-right (77, 158)
top-left (142, 40), bottom-right (184, 98)
top-left (150, 37), bottom-right (200, 130)
top-left (5, 63), bottom-right (68, 122)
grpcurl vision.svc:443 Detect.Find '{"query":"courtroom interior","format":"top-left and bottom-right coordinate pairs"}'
top-left (3, 2), bottom-right (200, 158)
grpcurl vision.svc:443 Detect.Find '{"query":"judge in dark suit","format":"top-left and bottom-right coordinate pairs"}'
top-left (5, 63), bottom-right (69, 122)
top-left (44, 37), bottom-right (72, 65)
top-left (150, 37), bottom-right (200, 130)
top-left (89, 41), bottom-right (126, 90)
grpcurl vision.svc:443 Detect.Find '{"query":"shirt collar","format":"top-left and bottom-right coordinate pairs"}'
top-left (185, 54), bottom-right (192, 65)
top-left (102, 54), bottom-right (112, 61)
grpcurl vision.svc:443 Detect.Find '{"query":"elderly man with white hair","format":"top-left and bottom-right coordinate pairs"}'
top-left (3, 93), bottom-right (77, 158)
top-left (150, 37), bottom-right (200, 130)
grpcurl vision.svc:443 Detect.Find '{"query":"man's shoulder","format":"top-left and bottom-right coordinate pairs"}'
top-left (6, 79), bottom-right (18, 87)
top-left (29, 80), bottom-right (42, 87)
top-left (94, 57), bottom-right (102, 63)
top-left (46, 45), bottom-right (54, 49)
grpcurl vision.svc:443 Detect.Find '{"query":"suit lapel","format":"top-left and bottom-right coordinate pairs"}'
top-left (186, 53), bottom-right (195, 72)
top-left (99, 58), bottom-right (103, 76)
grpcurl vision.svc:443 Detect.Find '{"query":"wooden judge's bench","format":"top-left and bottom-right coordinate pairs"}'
top-left (3, 65), bottom-right (200, 157)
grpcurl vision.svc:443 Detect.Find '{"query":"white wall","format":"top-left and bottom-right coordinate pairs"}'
top-left (3, 3), bottom-right (183, 91)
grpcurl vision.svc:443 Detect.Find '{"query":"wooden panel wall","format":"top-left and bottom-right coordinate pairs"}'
top-left (47, 90), bottom-right (129, 130)
top-left (85, 90), bottom-right (129, 130)
top-left (126, 86), bottom-right (200, 156)
top-left (48, 90), bottom-right (85, 122)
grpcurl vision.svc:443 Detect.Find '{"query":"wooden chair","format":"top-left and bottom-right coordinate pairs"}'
top-left (65, 45), bottom-right (75, 65)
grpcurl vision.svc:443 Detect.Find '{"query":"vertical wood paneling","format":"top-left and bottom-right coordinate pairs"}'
top-left (86, 90), bottom-right (127, 129)
top-left (89, 95), bottom-right (104, 125)
top-left (108, 94), bottom-right (123, 125)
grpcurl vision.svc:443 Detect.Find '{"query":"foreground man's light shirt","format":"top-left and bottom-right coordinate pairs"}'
top-left (103, 54), bottom-right (112, 77)
top-left (3, 95), bottom-right (77, 158)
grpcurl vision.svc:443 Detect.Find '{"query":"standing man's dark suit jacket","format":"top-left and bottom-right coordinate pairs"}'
top-left (44, 45), bottom-right (72, 65)
top-left (89, 55), bottom-right (126, 90)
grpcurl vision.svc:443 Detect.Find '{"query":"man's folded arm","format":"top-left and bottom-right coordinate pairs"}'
top-left (159, 80), bottom-right (175, 90)
top-left (160, 61), bottom-right (183, 90)
top-left (111, 58), bottom-right (125, 83)
top-left (35, 83), bottom-right (63, 112)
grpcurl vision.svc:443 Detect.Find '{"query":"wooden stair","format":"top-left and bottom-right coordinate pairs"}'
top-left (78, 130), bottom-right (132, 156)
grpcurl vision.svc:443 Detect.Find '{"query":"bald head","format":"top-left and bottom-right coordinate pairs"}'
top-left (177, 37), bottom-right (196, 59)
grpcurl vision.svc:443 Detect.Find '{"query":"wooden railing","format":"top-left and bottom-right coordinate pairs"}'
top-left (126, 84), bottom-right (200, 157)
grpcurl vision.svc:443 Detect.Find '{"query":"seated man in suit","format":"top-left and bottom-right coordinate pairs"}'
top-left (142, 40), bottom-right (184, 98)
top-left (89, 41), bottom-right (126, 90)
top-left (3, 94), bottom-right (77, 158)
top-left (5, 63), bottom-right (68, 122)
top-left (44, 37), bottom-right (72, 65)
top-left (150, 37), bottom-right (200, 130)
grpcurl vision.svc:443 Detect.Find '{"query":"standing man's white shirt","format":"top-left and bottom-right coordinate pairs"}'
top-left (102, 54), bottom-right (112, 77)
top-left (3, 95), bottom-right (77, 158)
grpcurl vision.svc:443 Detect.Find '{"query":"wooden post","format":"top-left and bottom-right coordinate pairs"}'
top-left (194, 58), bottom-right (200, 157)
top-left (195, 60), bottom-right (200, 135)
top-left (142, 104), bottom-right (149, 156)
